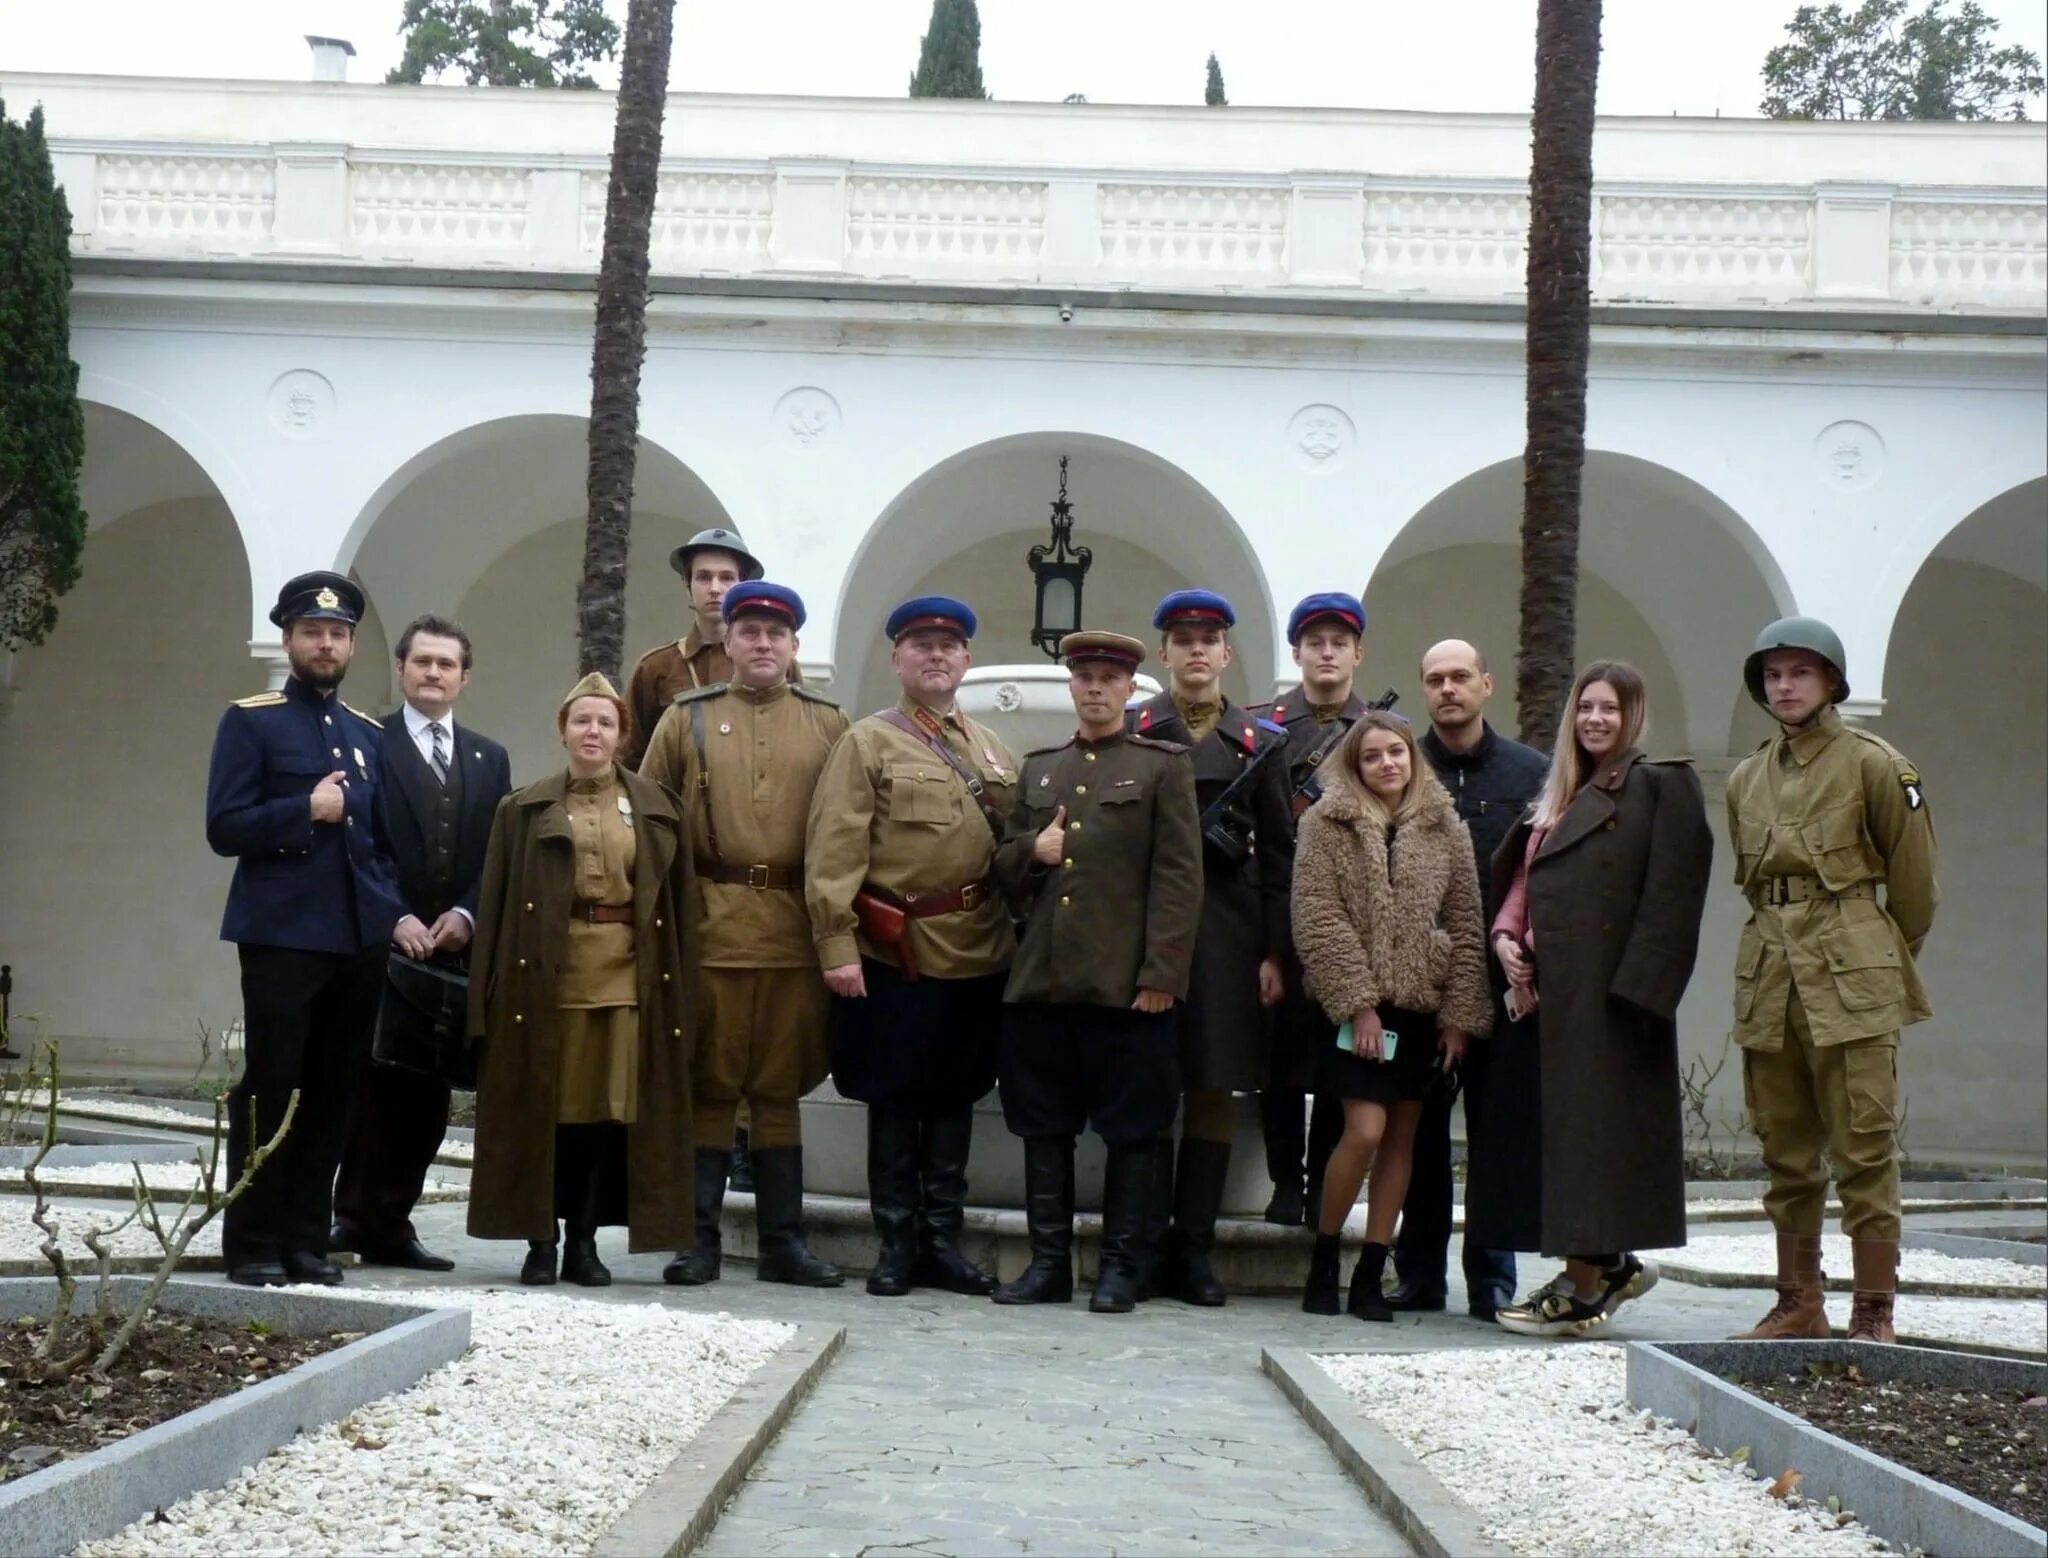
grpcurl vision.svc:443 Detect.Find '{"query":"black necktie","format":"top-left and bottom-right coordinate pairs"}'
top-left (428, 722), bottom-right (448, 785)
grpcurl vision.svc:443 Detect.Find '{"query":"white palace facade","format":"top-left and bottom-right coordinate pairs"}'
top-left (0, 69), bottom-right (2042, 1158)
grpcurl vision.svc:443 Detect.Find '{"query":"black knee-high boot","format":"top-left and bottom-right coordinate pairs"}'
top-left (664, 1147), bottom-right (731, 1286)
top-left (558, 1125), bottom-right (612, 1288)
top-left (865, 1109), bottom-right (921, 1296)
top-left (912, 1112), bottom-right (996, 1295)
top-left (1090, 1142), bottom-right (1157, 1314)
top-left (992, 1137), bottom-right (1075, 1305)
top-left (1167, 1137), bottom-right (1231, 1307)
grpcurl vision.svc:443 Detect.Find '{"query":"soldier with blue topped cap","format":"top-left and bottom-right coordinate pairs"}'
top-left (1249, 591), bottom-right (1377, 1229)
top-left (806, 596), bottom-right (1019, 1297)
top-left (640, 581), bottom-right (850, 1290)
top-left (205, 570), bottom-right (408, 1288)
top-left (1126, 588), bottom-right (1292, 1306)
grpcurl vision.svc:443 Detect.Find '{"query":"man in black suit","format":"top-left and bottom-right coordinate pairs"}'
top-left (332, 614), bottom-right (513, 1270)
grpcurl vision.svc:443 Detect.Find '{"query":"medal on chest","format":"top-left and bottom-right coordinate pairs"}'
top-left (618, 793), bottom-right (635, 828)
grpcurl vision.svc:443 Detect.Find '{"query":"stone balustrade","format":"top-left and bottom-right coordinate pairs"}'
top-left (12, 72), bottom-right (2045, 311)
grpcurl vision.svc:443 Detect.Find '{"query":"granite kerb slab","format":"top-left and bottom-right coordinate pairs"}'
top-left (1904, 1227), bottom-right (2048, 1267)
top-left (0, 1277), bottom-right (470, 1558)
top-left (1626, 1338), bottom-right (2046, 1558)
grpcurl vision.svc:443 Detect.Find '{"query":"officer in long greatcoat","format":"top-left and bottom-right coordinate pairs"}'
top-left (1727, 617), bottom-right (1938, 1345)
top-left (1126, 589), bottom-right (1292, 1306)
top-left (204, 571), bottom-right (408, 1288)
top-left (991, 631), bottom-right (1203, 1314)
top-left (640, 581), bottom-right (848, 1289)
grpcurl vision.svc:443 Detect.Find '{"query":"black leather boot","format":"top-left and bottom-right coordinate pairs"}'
top-left (1303, 1232), bottom-right (1343, 1315)
top-left (1133, 1134), bottom-right (1176, 1301)
top-left (1167, 1137), bottom-right (1231, 1307)
top-left (752, 1145), bottom-right (845, 1287)
top-left (1259, 1090), bottom-right (1307, 1226)
top-left (519, 1238), bottom-right (559, 1286)
top-left (559, 1140), bottom-right (612, 1288)
top-left (992, 1137), bottom-right (1075, 1305)
top-left (1349, 1240), bottom-right (1393, 1322)
top-left (1090, 1141), bottom-right (1157, 1314)
top-left (913, 1112), bottom-right (997, 1296)
top-left (664, 1147), bottom-right (731, 1286)
top-left (728, 1127), bottom-right (755, 1193)
top-left (864, 1111), bottom-right (921, 1296)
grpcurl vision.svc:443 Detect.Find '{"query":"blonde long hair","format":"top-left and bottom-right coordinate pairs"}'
top-left (1332, 710), bottom-right (1430, 829)
top-left (1531, 660), bottom-right (1648, 829)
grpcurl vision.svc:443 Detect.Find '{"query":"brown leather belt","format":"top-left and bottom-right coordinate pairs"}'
top-left (895, 878), bottom-right (993, 919)
top-left (1760, 876), bottom-right (1877, 907)
top-left (699, 860), bottom-right (801, 891)
top-left (570, 901), bottom-right (634, 924)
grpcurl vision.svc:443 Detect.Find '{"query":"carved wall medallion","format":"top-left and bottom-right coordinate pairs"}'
top-left (774, 386), bottom-right (842, 450)
top-left (1287, 404), bottom-right (1355, 470)
top-left (267, 370), bottom-right (336, 438)
top-left (1814, 420), bottom-right (1884, 492)
top-left (992, 681), bottom-right (1024, 713)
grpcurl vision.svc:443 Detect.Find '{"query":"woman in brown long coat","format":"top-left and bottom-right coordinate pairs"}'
top-left (467, 673), bottom-right (695, 1286)
top-left (1468, 661), bottom-right (1713, 1339)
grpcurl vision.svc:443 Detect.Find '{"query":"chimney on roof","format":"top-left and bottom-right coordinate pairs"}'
top-left (306, 36), bottom-right (356, 83)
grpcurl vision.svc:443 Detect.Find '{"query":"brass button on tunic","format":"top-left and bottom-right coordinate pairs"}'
top-left (556, 771), bottom-right (639, 1124)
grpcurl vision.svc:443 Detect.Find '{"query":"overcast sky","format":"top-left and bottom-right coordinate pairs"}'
top-left (4, 0), bottom-right (2045, 119)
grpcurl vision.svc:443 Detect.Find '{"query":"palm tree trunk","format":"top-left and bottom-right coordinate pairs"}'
top-left (1516, 0), bottom-right (1603, 749)
top-left (576, 0), bottom-right (675, 680)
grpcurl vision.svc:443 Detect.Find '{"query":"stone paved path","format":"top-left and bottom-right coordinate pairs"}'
top-left (362, 1199), bottom-right (1837, 1558)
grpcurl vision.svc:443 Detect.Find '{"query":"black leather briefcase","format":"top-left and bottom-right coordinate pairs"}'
top-left (372, 954), bottom-right (476, 1090)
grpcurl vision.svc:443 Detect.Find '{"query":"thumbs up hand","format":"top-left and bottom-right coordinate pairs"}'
top-left (1032, 805), bottom-right (1069, 867)
top-left (310, 771), bottom-right (348, 824)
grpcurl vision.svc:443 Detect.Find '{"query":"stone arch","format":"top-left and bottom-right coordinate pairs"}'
top-left (339, 414), bottom-right (737, 775)
top-left (1369, 450), bottom-right (1796, 757)
top-left (833, 432), bottom-right (1278, 713)
top-left (1869, 476), bottom-right (2046, 1161)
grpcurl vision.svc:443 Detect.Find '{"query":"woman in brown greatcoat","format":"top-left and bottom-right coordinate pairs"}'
top-left (466, 673), bottom-right (695, 1286)
top-left (1468, 660), bottom-right (1713, 1340)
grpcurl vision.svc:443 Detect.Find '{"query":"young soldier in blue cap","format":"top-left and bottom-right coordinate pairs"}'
top-left (806, 597), bottom-right (1019, 1297)
top-left (205, 571), bottom-right (408, 1287)
top-left (991, 631), bottom-right (1203, 1313)
top-left (641, 581), bottom-right (850, 1289)
top-left (1126, 589), bottom-right (1292, 1305)
top-left (1250, 592), bottom-right (1376, 1228)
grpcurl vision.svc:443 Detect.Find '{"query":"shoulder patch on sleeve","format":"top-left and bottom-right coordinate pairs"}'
top-left (790, 684), bottom-right (840, 708)
top-left (232, 691), bottom-right (285, 708)
top-left (671, 683), bottom-right (728, 705)
top-left (340, 701), bottom-right (382, 728)
top-left (1899, 768), bottom-right (1925, 811)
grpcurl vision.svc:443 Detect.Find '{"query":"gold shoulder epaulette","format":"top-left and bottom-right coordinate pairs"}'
top-left (341, 701), bottom-right (383, 729)
top-left (232, 691), bottom-right (285, 709)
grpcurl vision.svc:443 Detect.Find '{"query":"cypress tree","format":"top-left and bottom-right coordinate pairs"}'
top-left (1205, 52), bottom-right (1228, 106)
top-left (909, 0), bottom-right (990, 100)
top-left (0, 97), bottom-right (86, 651)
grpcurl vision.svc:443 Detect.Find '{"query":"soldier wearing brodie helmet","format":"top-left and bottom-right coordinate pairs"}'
top-left (1726, 616), bottom-right (1938, 1345)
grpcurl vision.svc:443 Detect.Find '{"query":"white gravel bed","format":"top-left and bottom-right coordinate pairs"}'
top-left (1893, 1295), bottom-right (2048, 1355)
top-left (78, 1289), bottom-right (793, 1558)
top-left (1652, 1232), bottom-right (2045, 1291)
top-left (19, 1094), bottom-right (478, 1163)
top-left (0, 1194), bottom-right (221, 1260)
top-left (1320, 1345), bottom-right (1888, 1556)
top-left (9, 1161), bottom-right (469, 1199)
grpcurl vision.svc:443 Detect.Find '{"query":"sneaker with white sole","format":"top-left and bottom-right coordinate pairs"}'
top-left (1494, 1285), bottom-right (1609, 1339)
top-left (1598, 1254), bottom-right (1659, 1318)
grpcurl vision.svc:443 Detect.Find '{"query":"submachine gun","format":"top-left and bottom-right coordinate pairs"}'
top-left (1287, 688), bottom-right (1401, 820)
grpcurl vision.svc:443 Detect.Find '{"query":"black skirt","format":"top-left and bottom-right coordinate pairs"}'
top-left (1316, 1004), bottom-right (1439, 1104)
top-left (828, 958), bottom-right (1002, 1114)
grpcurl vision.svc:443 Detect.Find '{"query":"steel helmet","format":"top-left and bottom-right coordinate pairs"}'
top-left (1743, 616), bottom-right (1849, 708)
top-left (669, 526), bottom-right (764, 582)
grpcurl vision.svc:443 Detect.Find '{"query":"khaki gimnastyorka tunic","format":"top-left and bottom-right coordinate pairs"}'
top-left (557, 770), bottom-right (638, 1123)
top-left (804, 698), bottom-right (1018, 979)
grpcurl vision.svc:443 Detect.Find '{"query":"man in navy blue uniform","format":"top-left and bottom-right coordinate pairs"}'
top-left (331, 614), bottom-right (512, 1272)
top-left (205, 571), bottom-right (406, 1288)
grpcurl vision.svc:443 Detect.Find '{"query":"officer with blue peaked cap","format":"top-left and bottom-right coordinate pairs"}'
top-left (1285, 591), bottom-right (1365, 645)
top-left (1126, 584), bottom-right (1291, 1308)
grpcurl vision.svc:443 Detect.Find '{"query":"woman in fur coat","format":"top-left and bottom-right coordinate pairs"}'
top-left (1291, 711), bottom-right (1493, 1319)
